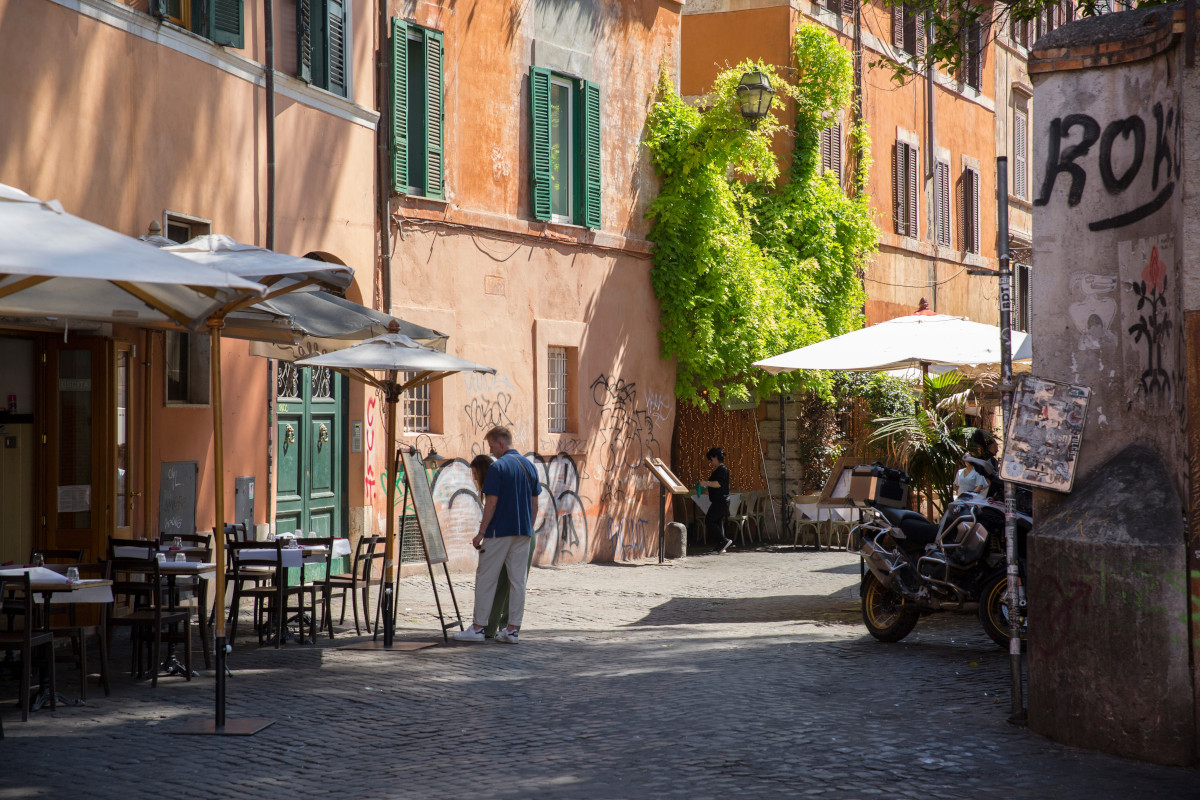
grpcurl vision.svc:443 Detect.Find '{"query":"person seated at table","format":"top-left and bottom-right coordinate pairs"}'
top-left (953, 457), bottom-right (988, 497)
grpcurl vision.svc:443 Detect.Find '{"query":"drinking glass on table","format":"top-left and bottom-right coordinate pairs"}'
top-left (65, 566), bottom-right (79, 583)
top-left (32, 552), bottom-right (44, 567)
top-left (172, 536), bottom-right (182, 550)
top-left (175, 552), bottom-right (187, 562)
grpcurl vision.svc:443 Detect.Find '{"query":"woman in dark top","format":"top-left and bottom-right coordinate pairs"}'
top-left (699, 446), bottom-right (733, 554)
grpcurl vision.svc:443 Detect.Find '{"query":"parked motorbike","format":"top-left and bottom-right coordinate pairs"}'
top-left (845, 459), bottom-right (1030, 648)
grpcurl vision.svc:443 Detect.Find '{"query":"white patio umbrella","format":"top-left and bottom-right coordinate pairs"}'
top-left (753, 313), bottom-right (1031, 374)
top-left (297, 327), bottom-right (496, 647)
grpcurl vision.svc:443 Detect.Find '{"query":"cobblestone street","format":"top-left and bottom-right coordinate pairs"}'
top-left (2, 549), bottom-right (1197, 799)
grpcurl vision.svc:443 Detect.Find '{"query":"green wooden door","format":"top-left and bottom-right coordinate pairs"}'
top-left (275, 361), bottom-right (345, 540)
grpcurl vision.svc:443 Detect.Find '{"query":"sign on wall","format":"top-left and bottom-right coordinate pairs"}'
top-left (1001, 375), bottom-right (1091, 493)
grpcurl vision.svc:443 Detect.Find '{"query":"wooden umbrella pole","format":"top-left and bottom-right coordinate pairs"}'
top-left (382, 380), bottom-right (399, 647)
top-left (209, 318), bottom-right (228, 728)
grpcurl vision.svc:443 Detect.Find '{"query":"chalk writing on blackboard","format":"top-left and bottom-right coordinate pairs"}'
top-left (159, 461), bottom-right (198, 535)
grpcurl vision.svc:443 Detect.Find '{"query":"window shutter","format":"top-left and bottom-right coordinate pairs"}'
top-left (907, 143), bottom-right (918, 238)
top-left (831, 123), bottom-right (842, 181)
top-left (208, 0), bottom-right (243, 48)
top-left (581, 80), bottom-right (602, 229)
top-left (915, 12), bottom-right (926, 59)
top-left (894, 144), bottom-right (904, 234)
top-left (960, 171), bottom-right (969, 250)
top-left (1014, 110), bottom-right (1027, 199)
top-left (297, 0), bottom-right (313, 83)
top-left (971, 169), bottom-right (980, 253)
top-left (842, 0), bottom-right (856, 16)
top-left (326, 0), bottom-right (347, 97)
top-left (390, 18), bottom-right (409, 194)
top-left (425, 30), bottom-right (445, 200)
top-left (149, 0), bottom-right (166, 19)
top-left (820, 127), bottom-right (831, 173)
top-left (893, 6), bottom-right (905, 49)
top-left (939, 162), bottom-right (951, 247)
top-left (530, 67), bottom-right (553, 222)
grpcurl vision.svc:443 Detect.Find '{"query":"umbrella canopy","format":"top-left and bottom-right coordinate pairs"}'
top-left (296, 330), bottom-right (495, 647)
top-left (0, 184), bottom-right (266, 329)
top-left (753, 313), bottom-right (1031, 374)
top-left (164, 234), bottom-right (353, 298)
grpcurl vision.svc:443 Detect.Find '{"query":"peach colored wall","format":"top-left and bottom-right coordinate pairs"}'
top-left (0, 0), bottom-right (377, 536)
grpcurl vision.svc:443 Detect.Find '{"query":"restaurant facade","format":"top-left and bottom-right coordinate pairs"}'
top-left (0, 0), bottom-right (682, 571)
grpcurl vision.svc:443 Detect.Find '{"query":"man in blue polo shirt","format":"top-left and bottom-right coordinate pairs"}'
top-left (453, 425), bottom-right (541, 644)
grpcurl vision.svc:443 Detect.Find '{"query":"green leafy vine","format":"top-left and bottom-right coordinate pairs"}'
top-left (646, 23), bottom-right (880, 406)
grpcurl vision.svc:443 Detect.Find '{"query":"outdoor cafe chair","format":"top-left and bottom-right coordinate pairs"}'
top-left (45, 562), bottom-right (111, 701)
top-left (295, 536), bottom-right (336, 641)
top-left (106, 540), bottom-right (192, 687)
top-left (328, 535), bottom-right (381, 635)
top-left (727, 495), bottom-right (754, 547)
top-left (157, 532), bottom-right (214, 668)
top-left (0, 573), bottom-right (57, 721)
top-left (227, 539), bottom-right (292, 647)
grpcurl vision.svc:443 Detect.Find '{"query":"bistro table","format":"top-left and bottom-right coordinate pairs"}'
top-left (0, 566), bottom-right (113, 709)
top-left (234, 538), bottom-right (351, 644)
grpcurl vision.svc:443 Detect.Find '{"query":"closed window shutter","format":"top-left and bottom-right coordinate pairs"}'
top-left (209, 0), bottom-right (243, 48)
top-left (390, 18), bottom-right (409, 194)
top-left (581, 80), bottom-right (602, 230)
top-left (530, 67), bottom-right (553, 222)
top-left (971, 169), bottom-right (980, 253)
top-left (327, 0), bottom-right (347, 97)
top-left (907, 142), bottom-right (918, 238)
top-left (842, 0), bottom-right (856, 15)
top-left (939, 162), bottom-right (951, 247)
top-left (960, 171), bottom-right (969, 250)
top-left (425, 30), bottom-right (445, 200)
top-left (915, 12), bottom-right (926, 59)
top-left (893, 6), bottom-right (905, 49)
top-left (894, 144), bottom-right (904, 234)
top-left (297, 0), bottom-right (313, 83)
top-left (1014, 110), bottom-right (1027, 199)
top-left (830, 123), bottom-right (842, 180)
top-left (820, 127), bottom-right (831, 173)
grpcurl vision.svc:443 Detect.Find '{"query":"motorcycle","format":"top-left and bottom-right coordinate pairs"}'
top-left (845, 459), bottom-right (1030, 648)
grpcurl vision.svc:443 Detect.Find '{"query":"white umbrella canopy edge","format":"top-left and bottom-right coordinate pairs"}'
top-left (164, 234), bottom-right (354, 302)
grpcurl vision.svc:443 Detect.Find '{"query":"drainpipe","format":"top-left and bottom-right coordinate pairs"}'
top-left (926, 14), bottom-right (937, 309)
top-left (378, 0), bottom-right (393, 315)
top-left (265, 0), bottom-right (277, 537)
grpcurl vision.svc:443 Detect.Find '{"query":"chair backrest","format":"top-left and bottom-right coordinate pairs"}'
top-left (159, 532), bottom-right (213, 563)
top-left (0, 573), bottom-right (36, 643)
top-left (353, 535), bottom-right (383, 580)
top-left (295, 536), bottom-right (334, 578)
top-left (34, 548), bottom-right (86, 565)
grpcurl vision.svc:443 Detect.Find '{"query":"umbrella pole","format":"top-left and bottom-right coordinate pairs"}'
top-left (383, 382), bottom-right (399, 647)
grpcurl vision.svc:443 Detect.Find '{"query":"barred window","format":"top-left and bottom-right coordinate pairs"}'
top-left (547, 347), bottom-right (568, 434)
top-left (403, 371), bottom-right (430, 433)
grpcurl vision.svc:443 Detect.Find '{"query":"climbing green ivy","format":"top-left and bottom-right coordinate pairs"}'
top-left (646, 24), bottom-right (879, 406)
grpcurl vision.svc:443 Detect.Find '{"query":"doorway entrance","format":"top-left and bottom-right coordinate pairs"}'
top-left (275, 361), bottom-right (346, 539)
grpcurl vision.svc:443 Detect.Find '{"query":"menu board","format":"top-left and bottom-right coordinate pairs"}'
top-left (1001, 375), bottom-right (1091, 493)
top-left (643, 457), bottom-right (689, 495)
top-left (401, 449), bottom-right (448, 565)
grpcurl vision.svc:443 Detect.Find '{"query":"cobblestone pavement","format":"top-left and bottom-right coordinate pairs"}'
top-left (2, 548), bottom-right (1197, 799)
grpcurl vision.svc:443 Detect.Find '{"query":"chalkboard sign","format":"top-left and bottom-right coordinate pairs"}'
top-left (159, 460), bottom-right (198, 536)
top-left (401, 449), bottom-right (448, 565)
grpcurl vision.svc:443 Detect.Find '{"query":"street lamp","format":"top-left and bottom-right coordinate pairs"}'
top-left (409, 433), bottom-right (446, 470)
top-left (736, 71), bottom-right (776, 128)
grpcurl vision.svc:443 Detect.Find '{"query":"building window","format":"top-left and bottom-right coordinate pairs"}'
top-left (530, 67), bottom-right (602, 229)
top-left (163, 211), bottom-right (211, 246)
top-left (962, 20), bottom-right (984, 91)
top-left (547, 347), bottom-right (568, 434)
top-left (961, 166), bottom-right (980, 254)
top-left (1013, 106), bottom-right (1028, 200)
top-left (892, 4), bottom-right (926, 59)
top-left (894, 139), bottom-right (918, 239)
top-left (934, 160), bottom-right (951, 248)
top-left (390, 20), bottom-right (444, 198)
top-left (402, 372), bottom-right (430, 433)
top-left (1013, 263), bottom-right (1033, 333)
top-left (820, 123), bottom-right (842, 182)
top-left (165, 331), bottom-right (211, 406)
top-left (1010, 17), bottom-right (1029, 48)
top-left (151, 0), bottom-right (243, 48)
top-left (298, 0), bottom-right (350, 98)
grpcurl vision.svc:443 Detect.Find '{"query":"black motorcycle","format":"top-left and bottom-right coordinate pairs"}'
top-left (845, 460), bottom-right (1029, 647)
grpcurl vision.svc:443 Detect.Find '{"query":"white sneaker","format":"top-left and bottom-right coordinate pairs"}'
top-left (495, 628), bottom-right (519, 644)
top-left (453, 626), bottom-right (485, 643)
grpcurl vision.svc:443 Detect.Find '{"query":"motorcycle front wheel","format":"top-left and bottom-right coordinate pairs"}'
top-left (861, 572), bottom-right (920, 642)
top-left (979, 571), bottom-right (1027, 649)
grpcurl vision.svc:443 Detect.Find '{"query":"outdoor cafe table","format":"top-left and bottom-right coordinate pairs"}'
top-left (112, 545), bottom-right (218, 670)
top-left (690, 492), bottom-right (742, 516)
top-left (233, 539), bottom-right (352, 645)
top-left (0, 565), bottom-right (113, 709)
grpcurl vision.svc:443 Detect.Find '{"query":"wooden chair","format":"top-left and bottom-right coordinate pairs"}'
top-left (44, 562), bottom-right (111, 701)
top-left (222, 523), bottom-right (272, 628)
top-left (227, 539), bottom-right (306, 647)
top-left (106, 542), bottom-right (192, 687)
top-left (0, 573), bottom-right (57, 720)
top-left (157, 532), bottom-right (213, 669)
top-left (295, 536), bottom-right (335, 641)
top-left (328, 535), bottom-right (381, 635)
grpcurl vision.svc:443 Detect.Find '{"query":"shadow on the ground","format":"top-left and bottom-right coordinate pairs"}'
top-left (623, 592), bottom-right (861, 626)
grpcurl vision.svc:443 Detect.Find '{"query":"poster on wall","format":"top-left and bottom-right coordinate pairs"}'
top-left (1000, 375), bottom-right (1091, 493)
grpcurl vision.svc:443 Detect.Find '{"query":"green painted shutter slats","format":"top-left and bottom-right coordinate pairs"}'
top-left (327, 0), bottom-right (347, 97)
top-left (530, 67), bottom-right (553, 222)
top-left (297, 0), bottom-right (313, 83)
top-left (425, 30), bottom-right (445, 200)
top-left (210, 0), bottom-right (244, 48)
top-left (581, 80), bottom-right (601, 230)
top-left (391, 18), bottom-right (409, 194)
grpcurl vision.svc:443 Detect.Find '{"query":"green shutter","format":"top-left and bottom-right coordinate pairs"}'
top-left (209, 0), bottom-right (243, 48)
top-left (390, 18), bottom-right (409, 194)
top-left (425, 30), bottom-right (445, 200)
top-left (580, 80), bottom-right (601, 230)
top-left (530, 67), bottom-right (553, 222)
top-left (297, 0), bottom-right (313, 83)
top-left (327, 0), bottom-right (348, 97)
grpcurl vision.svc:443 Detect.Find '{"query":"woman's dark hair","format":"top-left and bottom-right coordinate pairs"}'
top-left (706, 447), bottom-right (725, 462)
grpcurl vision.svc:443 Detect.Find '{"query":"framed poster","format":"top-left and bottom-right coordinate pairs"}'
top-left (1001, 374), bottom-right (1091, 493)
top-left (643, 457), bottom-right (690, 495)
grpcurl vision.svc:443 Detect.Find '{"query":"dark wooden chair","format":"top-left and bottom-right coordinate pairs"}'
top-left (227, 539), bottom-right (306, 647)
top-left (295, 537), bottom-right (335, 641)
top-left (0, 573), bottom-right (57, 720)
top-left (44, 562), bottom-right (111, 700)
top-left (157, 532), bottom-right (213, 669)
top-left (106, 541), bottom-right (192, 687)
top-left (328, 535), bottom-right (381, 635)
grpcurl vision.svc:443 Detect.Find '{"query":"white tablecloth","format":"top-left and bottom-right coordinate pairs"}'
top-left (0, 567), bottom-right (113, 603)
top-left (237, 539), bottom-right (351, 568)
top-left (691, 493), bottom-right (742, 516)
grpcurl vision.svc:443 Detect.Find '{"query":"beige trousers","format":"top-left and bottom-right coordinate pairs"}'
top-left (472, 535), bottom-right (532, 629)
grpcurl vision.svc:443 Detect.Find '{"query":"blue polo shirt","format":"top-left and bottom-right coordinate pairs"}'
top-left (482, 450), bottom-right (541, 537)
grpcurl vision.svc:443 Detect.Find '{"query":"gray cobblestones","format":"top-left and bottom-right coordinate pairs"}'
top-left (1, 549), bottom-right (1197, 798)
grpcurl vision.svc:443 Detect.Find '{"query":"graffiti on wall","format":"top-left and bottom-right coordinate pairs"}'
top-left (364, 393), bottom-right (379, 501)
top-left (462, 372), bottom-right (530, 456)
top-left (1034, 101), bottom-right (1181, 231)
top-left (1118, 235), bottom-right (1180, 410)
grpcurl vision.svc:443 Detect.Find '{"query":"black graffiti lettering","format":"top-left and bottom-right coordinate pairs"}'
top-left (1087, 182), bottom-right (1174, 231)
top-left (1097, 116), bottom-right (1144, 195)
top-left (1034, 114), bottom-right (1101, 208)
top-left (1152, 102), bottom-right (1175, 191)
